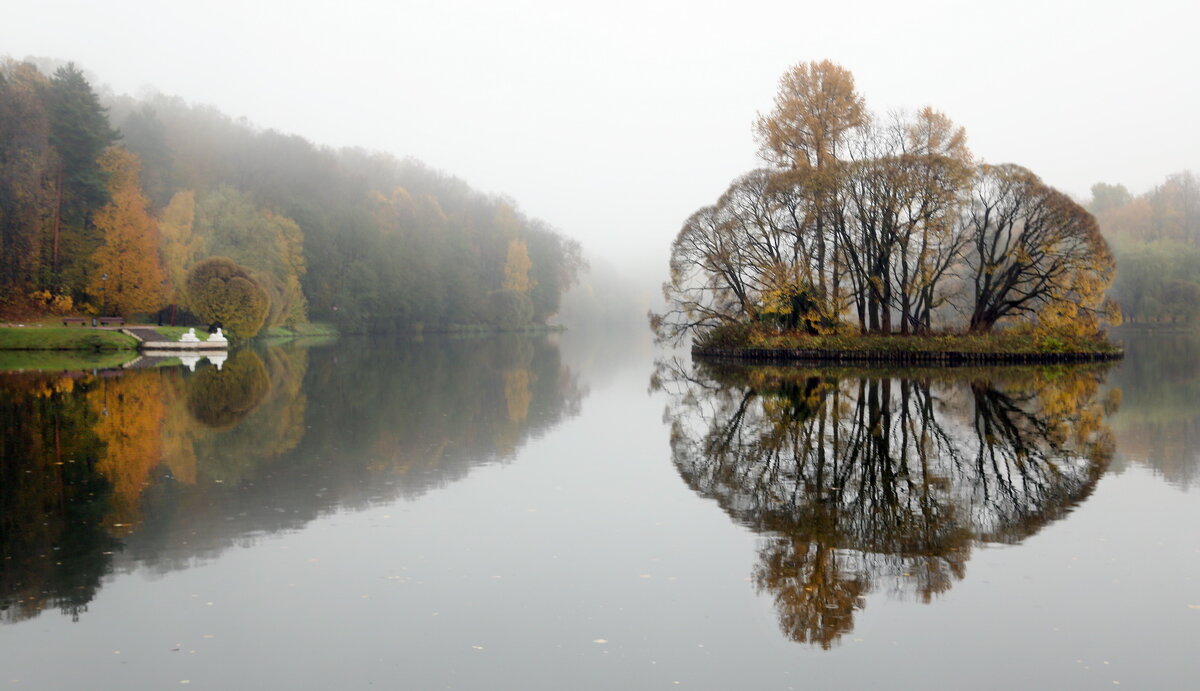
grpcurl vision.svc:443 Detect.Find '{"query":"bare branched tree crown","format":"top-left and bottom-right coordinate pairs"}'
top-left (654, 60), bottom-right (1115, 343)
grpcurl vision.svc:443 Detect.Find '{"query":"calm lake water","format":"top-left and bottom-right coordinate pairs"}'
top-left (1, 330), bottom-right (1198, 689)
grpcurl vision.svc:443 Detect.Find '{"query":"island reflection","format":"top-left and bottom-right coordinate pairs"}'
top-left (0, 335), bottom-right (583, 623)
top-left (654, 359), bottom-right (1119, 648)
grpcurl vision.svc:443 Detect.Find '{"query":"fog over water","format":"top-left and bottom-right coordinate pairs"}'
top-left (3, 0), bottom-right (1196, 277)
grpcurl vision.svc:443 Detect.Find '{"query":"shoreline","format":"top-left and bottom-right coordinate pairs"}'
top-left (693, 345), bottom-right (1124, 365)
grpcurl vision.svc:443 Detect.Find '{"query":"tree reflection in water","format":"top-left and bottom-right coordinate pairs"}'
top-left (654, 359), bottom-right (1119, 648)
top-left (0, 335), bottom-right (584, 624)
top-left (0, 373), bottom-right (116, 623)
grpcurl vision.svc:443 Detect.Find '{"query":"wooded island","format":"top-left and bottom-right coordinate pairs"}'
top-left (653, 61), bottom-right (1122, 362)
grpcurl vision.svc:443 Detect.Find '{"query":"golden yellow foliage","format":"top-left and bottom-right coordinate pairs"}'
top-left (503, 368), bottom-right (534, 423)
top-left (502, 239), bottom-right (535, 294)
top-left (755, 60), bottom-right (867, 169)
top-left (159, 190), bottom-right (200, 305)
top-left (87, 147), bottom-right (168, 316)
top-left (89, 372), bottom-right (166, 532)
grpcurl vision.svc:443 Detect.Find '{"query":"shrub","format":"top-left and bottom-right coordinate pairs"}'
top-left (695, 322), bottom-right (755, 349)
top-left (185, 257), bottom-right (270, 339)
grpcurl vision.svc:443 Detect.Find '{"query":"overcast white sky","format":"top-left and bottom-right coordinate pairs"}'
top-left (4, 0), bottom-right (1197, 270)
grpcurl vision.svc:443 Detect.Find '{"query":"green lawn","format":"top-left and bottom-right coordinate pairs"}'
top-left (263, 322), bottom-right (339, 338)
top-left (147, 326), bottom-right (192, 340)
top-left (0, 326), bottom-right (139, 351)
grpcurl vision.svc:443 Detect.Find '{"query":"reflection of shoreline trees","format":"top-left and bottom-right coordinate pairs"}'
top-left (125, 335), bottom-right (584, 576)
top-left (1107, 332), bottom-right (1200, 487)
top-left (185, 350), bottom-right (270, 429)
top-left (1, 335), bottom-right (584, 622)
top-left (655, 360), bottom-right (1117, 648)
top-left (0, 374), bottom-right (117, 623)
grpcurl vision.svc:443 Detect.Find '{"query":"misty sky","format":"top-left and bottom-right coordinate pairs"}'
top-left (4, 0), bottom-right (1197, 271)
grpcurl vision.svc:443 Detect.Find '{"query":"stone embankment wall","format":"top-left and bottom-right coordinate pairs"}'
top-left (691, 347), bottom-right (1124, 365)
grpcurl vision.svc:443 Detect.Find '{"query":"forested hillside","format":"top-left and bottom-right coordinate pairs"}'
top-left (0, 60), bottom-right (582, 334)
top-left (1089, 172), bottom-right (1199, 324)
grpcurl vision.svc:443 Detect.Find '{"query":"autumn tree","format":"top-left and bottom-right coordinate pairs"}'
top-left (158, 190), bottom-right (200, 310)
top-left (963, 164), bottom-right (1115, 333)
top-left (185, 256), bottom-right (269, 338)
top-left (755, 61), bottom-right (866, 309)
top-left (836, 108), bottom-right (973, 334)
top-left (86, 147), bottom-right (168, 316)
top-left (194, 186), bottom-right (307, 327)
top-left (658, 108), bottom-right (973, 339)
top-left (503, 238), bottom-right (534, 293)
top-left (0, 61), bottom-right (55, 303)
top-left (755, 60), bottom-right (867, 170)
top-left (658, 61), bottom-right (1115, 340)
top-left (655, 200), bottom-right (754, 339)
top-left (483, 238), bottom-right (535, 327)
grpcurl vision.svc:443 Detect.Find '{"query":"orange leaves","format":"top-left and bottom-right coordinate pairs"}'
top-left (87, 147), bottom-right (168, 316)
top-left (90, 371), bottom-right (167, 532)
top-left (755, 60), bottom-right (867, 170)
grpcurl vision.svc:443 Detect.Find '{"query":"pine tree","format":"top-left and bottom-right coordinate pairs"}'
top-left (46, 63), bottom-right (117, 292)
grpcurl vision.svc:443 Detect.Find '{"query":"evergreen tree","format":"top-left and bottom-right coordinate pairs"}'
top-left (46, 63), bottom-right (118, 293)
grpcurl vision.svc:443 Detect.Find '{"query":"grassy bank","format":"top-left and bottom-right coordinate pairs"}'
top-left (0, 326), bottom-right (139, 352)
top-left (693, 324), bottom-right (1122, 364)
top-left (262, 322), bottom-right (340, 339)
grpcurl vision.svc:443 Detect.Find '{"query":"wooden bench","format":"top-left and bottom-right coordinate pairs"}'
top-left (62, 317), bottom-right (87, 326)
top-left (98, 316), bottom-right (125, 326)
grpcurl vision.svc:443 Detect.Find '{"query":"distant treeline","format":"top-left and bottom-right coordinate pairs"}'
top-left (0, 59), bottom-right (582, 334)
top-left (1089, 172), bottom-right (1200, 324)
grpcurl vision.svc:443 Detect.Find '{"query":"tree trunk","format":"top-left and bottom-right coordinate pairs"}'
top-left (52, 164), bottom-right (63, 275)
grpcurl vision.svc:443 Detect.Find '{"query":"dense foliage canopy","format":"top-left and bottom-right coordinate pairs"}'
top-left (184, 257), bottom-right (270, 339)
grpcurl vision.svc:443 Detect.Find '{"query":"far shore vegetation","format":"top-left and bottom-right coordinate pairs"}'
top-left (1, 59), bottom-right (583, 340)
top-left (653, 60), bottom-right (1122, 359)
